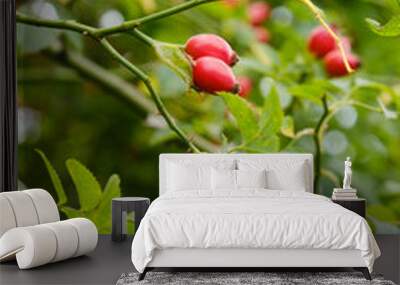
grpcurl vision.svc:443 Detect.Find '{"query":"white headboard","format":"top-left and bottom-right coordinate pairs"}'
top-left (159, 153), bottom-right (314, 195)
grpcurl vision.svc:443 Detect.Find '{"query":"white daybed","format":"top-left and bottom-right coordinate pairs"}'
top-left (131, 154), bottom-right (380, 280)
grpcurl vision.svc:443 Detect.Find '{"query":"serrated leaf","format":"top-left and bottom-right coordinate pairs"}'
top-left (219, 92), bottom-right (259, 143)
top-left (154, 42), bottom-right (192, 84)
top-left (366, 16), bottom-right (400, 37)
top-left (281, 116), bottom-right (295, 138)
top-left (259, 85), bottom-right (284, 136)
top-left (35, 149), bottom-right (67, 206)
top-left (91, 174), bottom-right (121, 234)
top-left (66, 159), bottom-right (102, 211)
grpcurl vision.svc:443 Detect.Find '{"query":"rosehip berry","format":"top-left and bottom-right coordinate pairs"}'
top-left (248, 2), bottom-right (271, 26)
top-left (253, 26), bottom-right (270, 43)
top-left (324, 50), bottom-right (360, 77)
top-left (238, 76), bottom-right (252, 98)
top-left (308, 26), bottom-right (336, 57)
top-left (193, 57), bottom-right (239, 94)
top-left (185, 34), bottom-right (238, 66)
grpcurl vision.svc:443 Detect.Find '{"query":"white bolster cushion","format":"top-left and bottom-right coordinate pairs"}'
top-left (0, 191), bottom-right (39, 227)
top-left (0, 196), bottom-right (17, 237)
top-left (24, 189), bottom-right (60, 224)
top-left (65, 218), bottom-right (98, 257)
top-left (0, 218), bottom-right (98, 269)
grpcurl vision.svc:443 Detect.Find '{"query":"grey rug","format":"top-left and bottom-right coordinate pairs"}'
top-left (116, 272), bottom-right (396, 285)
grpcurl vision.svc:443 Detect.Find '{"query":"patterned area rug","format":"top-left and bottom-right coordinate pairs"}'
top-left (116, 272), bottom-right (395, 285)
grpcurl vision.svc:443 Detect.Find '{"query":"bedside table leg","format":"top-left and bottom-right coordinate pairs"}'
top-left (354, 267), bottom-right (372, 280)
top-left (112, 202), bottom-right (123, 242)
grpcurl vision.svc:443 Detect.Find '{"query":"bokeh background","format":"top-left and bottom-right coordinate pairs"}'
top-left (17, 0), bottom-right (400, 233)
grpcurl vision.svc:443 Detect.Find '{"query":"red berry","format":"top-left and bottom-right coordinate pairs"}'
top-left (185, 34), bottom-right (237, 66)
top-left (238, 76), bottom-right (252, 98)
top-left (308, 26), bottom-right (336, 57)
top-left (324, 50), bottom-right (360, 77)
top-left (253, 26), bottom-right (270, 43)
top-left (248, 2), bottom-right (271, 26)
top-left (193, 57), bottom-right (239, 94)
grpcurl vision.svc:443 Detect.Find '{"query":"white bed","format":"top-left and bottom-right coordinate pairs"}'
top-left (131, 154), bottom-right (380, 280)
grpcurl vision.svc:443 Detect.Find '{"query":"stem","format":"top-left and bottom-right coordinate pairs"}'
top-left (313, 94), bottom-right (329, 193)
top-left (300, 0), bottom-right (354, 74)
top-left (94, 0), bottom-right (218, 37)
top-left (99, 39), bottom-right (200, 153)
top-left (17, 0), bottom-right (217, 39)
top-left (16, 12), bottom-right (96, 37)
top-left (129, 29), bottom-right (156, 47)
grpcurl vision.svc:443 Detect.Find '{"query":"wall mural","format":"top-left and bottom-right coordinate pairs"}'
top-left (16, 0), bottom-right (400, 233)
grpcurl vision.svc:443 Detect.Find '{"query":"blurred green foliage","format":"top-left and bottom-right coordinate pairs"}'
top-left (36, 149), bottom-right (121, 233)
top-left (17, 0), bottom-right (400, 233)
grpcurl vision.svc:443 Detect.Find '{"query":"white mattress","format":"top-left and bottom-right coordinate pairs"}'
top-left (131, 190), bottom-right (380, 273)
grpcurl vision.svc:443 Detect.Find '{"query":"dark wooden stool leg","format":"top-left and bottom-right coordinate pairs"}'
top-left (354, 267), bottom-right (372, 280)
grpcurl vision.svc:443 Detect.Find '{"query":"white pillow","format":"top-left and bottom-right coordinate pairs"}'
top-left (167, 162), bottom-right (211, 191)
top-left (166, 159), bottom-right (236, 192)
top-left (211, 168), bottom-right (236, 190)
top-left (236, 169), bottom-right (267, 189)
top-left (238, 159), bottom-right (308, 191)
top-left (211, 169), bottom-right (268, 190)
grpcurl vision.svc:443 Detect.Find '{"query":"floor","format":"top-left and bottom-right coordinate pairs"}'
top-left (0, 235), bottom-right (134, 285)
top-left (0, 235), bottom-right (399, 285)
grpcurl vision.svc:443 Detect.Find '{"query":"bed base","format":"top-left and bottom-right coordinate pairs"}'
top-left (138, 248), bottom-right (372, 281)
top-left (138, 267), bottom-right (371, 281)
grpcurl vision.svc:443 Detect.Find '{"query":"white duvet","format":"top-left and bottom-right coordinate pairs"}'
top-left (131, 190), bottom-right (380, 273)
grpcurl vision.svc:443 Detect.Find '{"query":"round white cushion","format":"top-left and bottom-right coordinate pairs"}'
top-left (0, 218), bottom-right (98, 269)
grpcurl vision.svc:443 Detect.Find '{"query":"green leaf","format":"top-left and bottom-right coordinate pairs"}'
top-left (219, 92), bottom-right (259, 143)
top-left (353, 78), bottom-right (397, 97)
top-left (281, 116), bottom-right (295, 138)
top-left (259, 85), bottom-right (284, 136)
top-left (91, 175), bottom-right (121, 234)
top-left (35, 149), bottom-right (67, 206)
top-left (366, 16), bottom-right (400, 37)
top-left (289, 80), bottom-right (339, 104)
top-left (245, 135), bottom-right (280, 153)
top-left (154, 42), bottom-right (192, 85)
top-left (60, 206), bottom-right (82, 219)
top-left (66, 159), bottom-right (102, 211)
